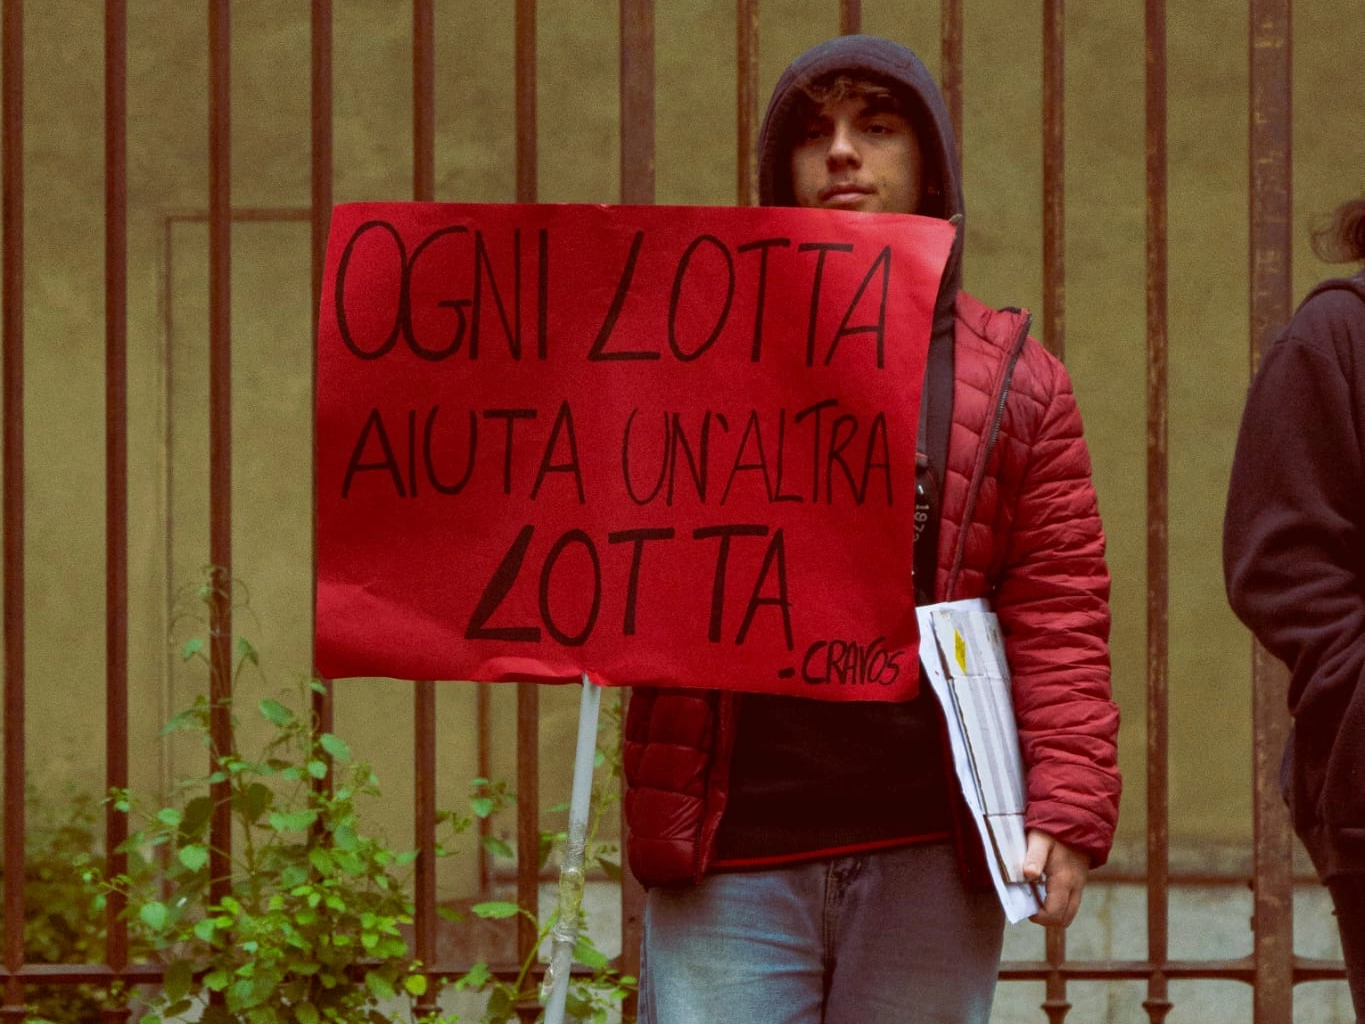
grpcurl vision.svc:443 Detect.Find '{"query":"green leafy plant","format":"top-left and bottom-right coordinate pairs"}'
top-left (17, 782), bottom-right (135, 1023)
top-left (97, 645), bottom-right (457, 1024)
top-left (450, 698), bottom-right (635, 1024)
top-left (88, 573), bottom-right (634, 1023)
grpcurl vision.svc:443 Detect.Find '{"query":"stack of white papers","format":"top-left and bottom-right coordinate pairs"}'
top-left (917, 598), bottom-right (1043, 924)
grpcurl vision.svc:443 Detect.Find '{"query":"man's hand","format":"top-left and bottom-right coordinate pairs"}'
top-left (1023, 829), bottom-right (1090, 928)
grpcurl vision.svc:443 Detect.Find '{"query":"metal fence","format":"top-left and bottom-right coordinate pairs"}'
top-left (0, 1), bottom-right (1340, 1022)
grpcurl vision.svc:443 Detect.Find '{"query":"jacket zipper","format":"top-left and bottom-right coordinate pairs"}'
top-left (945, 312), bottom-right (1032, 597)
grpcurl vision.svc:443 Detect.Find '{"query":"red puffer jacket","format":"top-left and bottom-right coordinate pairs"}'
top-left (623, 290), bottom-right (1121, 888)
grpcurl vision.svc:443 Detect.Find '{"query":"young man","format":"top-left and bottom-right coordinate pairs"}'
top-left (624, 35), bottom-right (1121, 1023)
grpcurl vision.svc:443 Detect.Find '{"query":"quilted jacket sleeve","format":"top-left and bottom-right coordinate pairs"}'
top-left (623, 687), bottom-right (723, 887)
top-left (992, 344), bottom-right (1121, 867)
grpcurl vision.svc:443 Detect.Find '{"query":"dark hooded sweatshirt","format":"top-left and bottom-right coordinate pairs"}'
top-left (1224, 272), bottom-right (1365, 879)
top-left (713, 35), bottom-right (967, 866)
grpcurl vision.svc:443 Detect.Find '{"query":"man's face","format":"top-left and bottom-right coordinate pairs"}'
top-left (790, 93), bottom-right (923, 215)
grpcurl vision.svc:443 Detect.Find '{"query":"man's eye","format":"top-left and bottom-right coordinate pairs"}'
top-left (802, 123), bottom-right (830, 141)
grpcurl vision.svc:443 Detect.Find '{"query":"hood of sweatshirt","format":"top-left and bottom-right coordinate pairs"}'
top-left (757, 34), bottom-right (964, 324)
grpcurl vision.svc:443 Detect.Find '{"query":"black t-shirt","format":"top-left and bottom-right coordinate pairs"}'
top-left (713, 683), bottom-right (953, 865)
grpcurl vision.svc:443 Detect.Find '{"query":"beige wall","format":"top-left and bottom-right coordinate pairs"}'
top-left (6, 0), bottom-right (1363, 896)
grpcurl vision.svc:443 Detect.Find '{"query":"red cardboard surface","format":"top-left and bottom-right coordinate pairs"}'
top-left (316, 202), bottom-right (954, 700)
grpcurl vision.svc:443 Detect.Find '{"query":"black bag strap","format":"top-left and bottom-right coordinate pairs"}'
top-left (914, 324), bottom-right (955, 606)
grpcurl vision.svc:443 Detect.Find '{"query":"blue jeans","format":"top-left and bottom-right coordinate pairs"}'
top-left (639, 842), bottom-right (1005, 1024)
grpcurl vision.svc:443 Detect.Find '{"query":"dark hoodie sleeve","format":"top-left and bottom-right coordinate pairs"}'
top-left (1223, 286), bottom-right (1365, 725)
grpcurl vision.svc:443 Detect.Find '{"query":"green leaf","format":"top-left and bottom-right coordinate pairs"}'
top-left (139, 901), bottom-right (168, 932)
top-left (598, 856), bottom-right (622, 882)
top-left (236, 636), bottom-right (260, 665)
top-left (470, 901), bottom-right (520, 920)
top-left (364, 969), bottom-right (396, 1001)
top-left (238, 782), bottom-right (274, 824)
top-left (155, 807), bottom-right (183, 828)
top-left (180, 637), bottom-right (205, 661)
top-left (231, 976), bottom-right (257, 1009)
top-left (470, 796), bottom-right (495, 819)
top-left (269, 809), bottom-right (318, 833)
top-left (405, 973), bottom-right (429, 996)
top-left (574, 935), bottom-right (609, 969)
top-left (178, 844), bottom-right (209, 872)
top-left (456, 962), bottom-right (492, 990)
top-left (306, 758), bottom-right (328, 779)
top-left (294, 1003), bottom-right (319, 1024)
top-left (332, 823), bottom-right (359, 851)
top-left (486, 987), bottom-right (513, 1020)
top-left (194, 916), bottom-right (219, 942)
top-left (309, 846), bottom-right (334, 876)
top-left (181, 795), bottom-right (215, 837)
top-left (164, 957), bottom-right (194, 1002)
top-left (481, 835), bottom-right (514, 860)
top-left (258, 698), bottom-right (293, 726)
top-left (318, 733), bottom-right (350, 761)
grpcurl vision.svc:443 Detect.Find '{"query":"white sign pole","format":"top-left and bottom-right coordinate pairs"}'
top-left (541, 673), bottom-right (602, 1024)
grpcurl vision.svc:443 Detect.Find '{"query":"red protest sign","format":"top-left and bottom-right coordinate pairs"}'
top-left (315, 202), bottom-right (954, 700)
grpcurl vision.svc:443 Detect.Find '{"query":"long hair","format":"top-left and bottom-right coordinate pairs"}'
top-left (1311, 194), bottom-right (1365, 264)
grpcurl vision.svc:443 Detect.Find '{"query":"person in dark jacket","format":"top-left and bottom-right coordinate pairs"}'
top-left (1224, 191), bottom-right (1365, 1020)
top-left (627, 35), bottom-right (1121, 1024)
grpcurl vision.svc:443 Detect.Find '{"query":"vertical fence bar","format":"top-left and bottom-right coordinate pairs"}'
top-left (940, 0), bottom-right (963, 170)
top-left (310, 1), bottom-right (333, 321)
top-left (513, 0), bottom-right (539, 945)
top-left (309, 0), bottom-right (335, 795)
top-left (516, 0), bottom-right (536, 205)
top-left (410, 2), bottom-right (441, 1018)
top-left (1248, 1), bottom-right (1294, 1021)
top-left (616, 687), bottom-right (643, 1024)
top-left (514, 691), bottom-right (540, 1024)
top-left (206, 0), bottom-right (234, 916)
top-left (103, 0), bottom-right (131, 1013)
top-left (512, 7), bottom-right (543, 1020)
top-left (1143, 0), bottom-right (1171, 1020)
top-left (413, 685), bottom-right (439, 1018)
top-left (1040, 4), bottom-right (1070, 1019)
top-left (736, 0), bottom-right (759, 207)
top-left (307, 16), bottom-right (340, 1018)
top-left (838, 0), bottom-right (860, 35)
top-left (413, 0), bottom-right (434, 204)
top-left (618, 5), bottom-right (655, 1015)
top-left (1041, 0), bottom-right (1065, 361)
top-left (512, 1), bottom-right (540, 934)
top-left (1, 0), bottom-right (24, 1018)
top-left (619, 0), bottom-right (654, 205)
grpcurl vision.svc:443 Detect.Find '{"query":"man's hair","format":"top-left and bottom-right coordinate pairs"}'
top-left (788, 71), bottom-right (945, 217)
top-left (796, 73), bottom-right (905, 119)
top-left (1311, 194), bottom-right (1365, 265)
